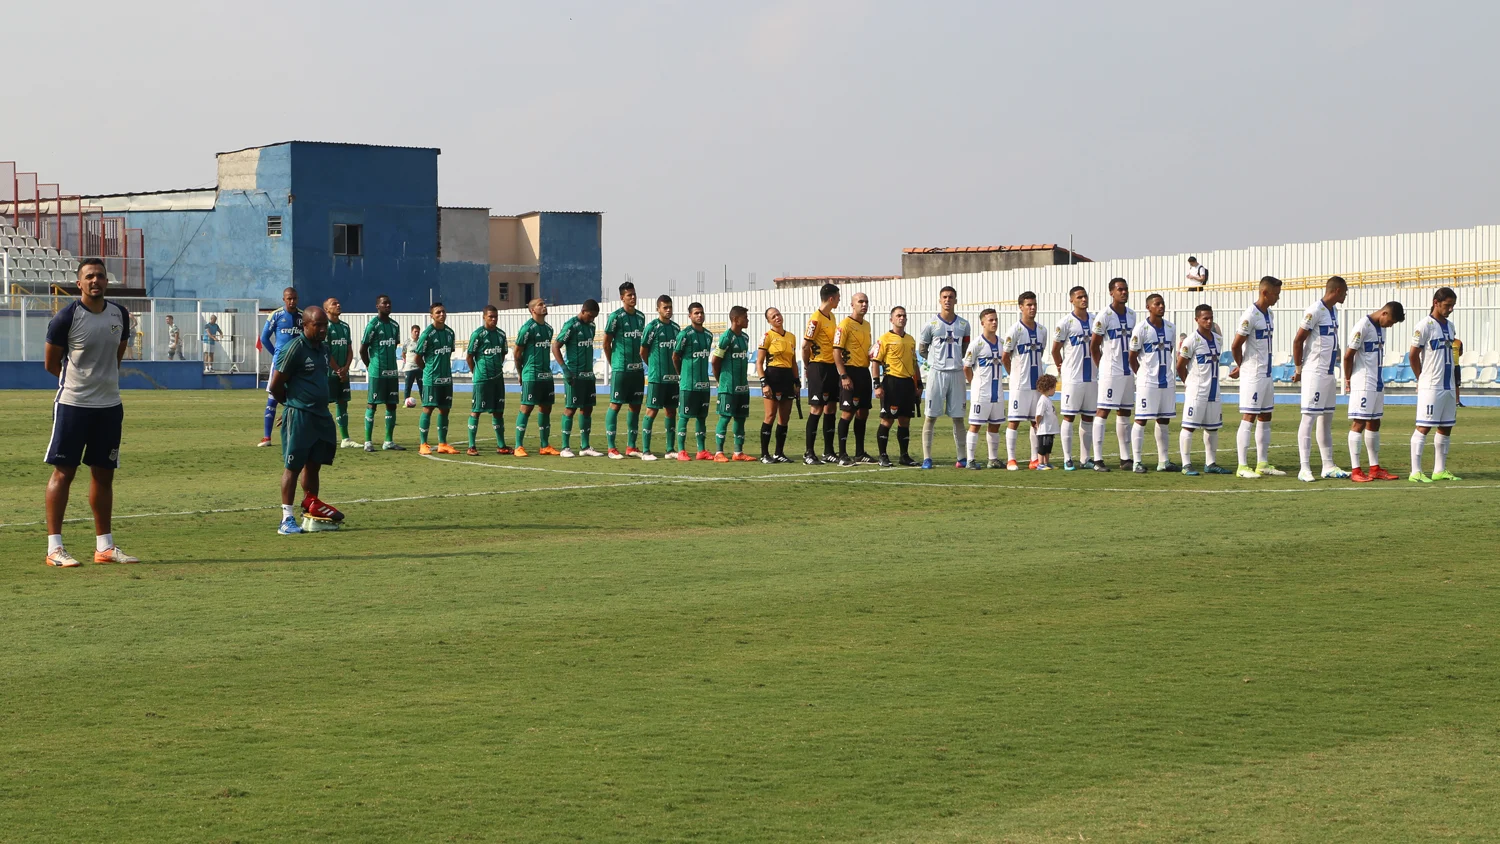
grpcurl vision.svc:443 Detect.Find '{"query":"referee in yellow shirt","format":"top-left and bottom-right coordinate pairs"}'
top-left (802, 283), bottom-right (841, 464)
top-left (834, 292), bottom-right (875, 465)
top-left (872, 305), bottom-right (920, 467)
top-left (757, 307), bottom-right (799, 462)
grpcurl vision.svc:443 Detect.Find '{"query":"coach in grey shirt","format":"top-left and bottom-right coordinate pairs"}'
top-left (42, 258), bottom-right (140, 567)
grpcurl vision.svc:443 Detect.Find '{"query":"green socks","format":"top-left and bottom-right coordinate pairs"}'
top-left (643, 415), bottom-right (655, 453)
top-left (677, 414), bottom-right (690, 452)
top-left (468, 415), bottom-right (479, 449)
top-left (384, 409), bottom-right (396, 443)
top-left (666, 415), bottom-right (677, 452)
top-left (606, 406), bottom-right (619, 450)
top-left (627, 410), bottom-right (641, 449)
top-left (697, 419), bottom-right (707, 452)
top-left (733, 417), bottom-right (745, 453)
top-left (537, 412), bottom-right (551, 448)
top-left (515, 410), bottom-right (530, 449)
top-left (437, 411), bottom-right (448, 445)
top-left (336, 402), bottom-right (349, 440)
top-left (419, 410), bottom-right (431, 445)
top-left (580, 413), bottom-right (592, 450)
top-left (492, 414), bottom-right (506, 448)
top-left (716, 415), bottom-right (730, 453)
top-left (562, 413), bottom-right (574, 450)
top-left (364, 406), bottom-right (376, 442)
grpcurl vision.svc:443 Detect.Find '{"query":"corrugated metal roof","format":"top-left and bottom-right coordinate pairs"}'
top-left (77, 189), bottom-right (218, 212)
top-left (215, 141), bottom-right (441, 156)
top-left (492, 210), bottom-right (605, 218)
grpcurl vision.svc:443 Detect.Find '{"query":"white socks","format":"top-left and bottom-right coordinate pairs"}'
top-left (953, 418), bottom-right (966, 458)
top-left (1131, 423), bottom-right (1145, 463)
top-left (1434, 433), bottom-right (1449, 473)
top-left (921, 416), bottom-right (936, 460)
top-left (1153, 423), bottom-right (1170, 465)
top-left (1029, 426), bottom-right (1039, 461)
top-left (96, 533), bottom-right (113, 553)
top-left (48, 534), bottom-right (64, 553)
top-left (1093, 416), bottom-right (1107, 461)
top-left (1237, 420), bottom-right (1253, 466)
top-left (1205, 429), bottom-right (1219, 466)
top-left (1180, 427), bottom-right (1193, 467)
top-left (1410, 430), bottom-right (1426, 474)
top-left (1298, 414), bottom-right (1314, 472)
top-left (1315, 414), bottom-right (1334, 470)
top-left (1006, 428), bottom-right (1018, 461)
top-left (986, 432), bottom-right (999, 461)
top-left (1256, 420), bottom-right (1272, 464)
top-left (1364, 429), bottom-right (1380, 467)
top-left (1116, 416), bottom-right (1131, 462)
top-left (1348, 429), bottom-right (1363, 469)
top-left (1061, 418), bottom-right (1074, 462)
top-left (282, 503), bottom-right (296, 520)
top-left (966, 431), bottom-right (977, 463)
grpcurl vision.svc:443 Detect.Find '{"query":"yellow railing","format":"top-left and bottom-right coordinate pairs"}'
top-left (1191, 260), bottom-right (1500, 294)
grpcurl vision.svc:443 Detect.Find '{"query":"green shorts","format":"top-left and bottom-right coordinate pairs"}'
top-left (610, 370), bottom-right (645, 405)
top-left (471, 379), bottom-right (505, 414)
top-left (327, 375), bottom-right (351, 405)
top-left (367, 375), bottom-right (399, 407)
top-left (282, 406), bottom-right (338, 472)
top-left (521, 377), bottom-right (555, 407)
top-left (421, 380), bottom-right (454, 409)
top-left (645, 380), bottom-right (679, 411)
top-left (564, 374), bottom-right (598, 410)
top-left (680, 389), bottom-right (711, 418)
top-left (717, 392), bottom-right (751, 420)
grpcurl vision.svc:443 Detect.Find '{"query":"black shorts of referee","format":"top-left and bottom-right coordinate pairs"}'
top-left (879, 374), bottom-right (917, 420)
top-left (839, 368), bottom-right (873, 412)
top-left (806, 361), bottom-right (840, 408)
top-left (763, 365), bottom-right (797, 401)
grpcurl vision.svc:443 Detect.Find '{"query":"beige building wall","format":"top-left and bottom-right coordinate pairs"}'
top-left (488, 214), bottom-right (543, 308)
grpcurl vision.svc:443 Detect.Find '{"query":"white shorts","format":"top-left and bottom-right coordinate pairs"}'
top-left (1239, 374), bottom-right (1274, 415)
top-left (924, 368), bottom-right (967, 418)
top-left (968, 398), bottom-right (1006, 426)
top-left (1416, 388), bottom-right (1457, 428)
top-left (1008, 387), bottom-right (1039, 422)
top-left (1135, 383), bottom-right (1176, 420)
top-left (1348, 386), bottom-right (1384, 421)
top-left (1182, 396), bottom-right (1223, 430)
top-left (1098, 373), bottom-right (1135, 411)
top-left (1300, 372), bottom-right (1336, 415)
top-left (1060, 381), bottom-right (1097, 416)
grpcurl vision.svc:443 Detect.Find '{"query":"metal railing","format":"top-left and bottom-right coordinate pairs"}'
top-left (0, 295), bottom-right (259, 374)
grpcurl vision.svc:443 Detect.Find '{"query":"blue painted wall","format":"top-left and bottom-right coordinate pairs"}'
top-left (438, 261), bottom-right (490, 310)
top-left (538, 212), bottom-right (602, 305)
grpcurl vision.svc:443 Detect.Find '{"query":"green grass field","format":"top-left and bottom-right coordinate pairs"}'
top-left (3, 390), bottom-right (1498, 842)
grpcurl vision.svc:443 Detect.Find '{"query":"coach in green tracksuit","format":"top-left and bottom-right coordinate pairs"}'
top-left (270, 305), bottom-right (338, 532)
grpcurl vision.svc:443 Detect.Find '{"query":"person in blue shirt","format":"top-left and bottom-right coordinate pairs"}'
top-left (258, 287), bottom-right (302, 447)
top-left (201, 314), bottom-right (223, 369)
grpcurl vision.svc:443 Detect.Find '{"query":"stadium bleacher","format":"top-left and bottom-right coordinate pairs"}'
top-left (0, 224), bottom-right (108, 288)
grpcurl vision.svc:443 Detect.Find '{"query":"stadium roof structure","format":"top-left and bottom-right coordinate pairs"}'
top-left (903, 243), bottom-right (1092, 261)
top-left (215, 141), bottom-right (442, 156)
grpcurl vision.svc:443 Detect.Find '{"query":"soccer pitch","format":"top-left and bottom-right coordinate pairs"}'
top-left (3, 390), bottom-right (1498, 842)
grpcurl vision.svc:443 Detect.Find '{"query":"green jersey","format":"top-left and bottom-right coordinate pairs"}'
top-left (274, 335), bottom-right (332, 415)
top-left (713, 329), bottom-right (750, 395)
top-left (468, 325), bottom-right (508, 383)
top-left (604, 307), bottom-right (645, 373)
top-left (416, 324), bottom-right (457, 386)
top-left (326, 320), bottom-right (352, 368)
top-left (362, 317), bottom-right (402, 378)
top-left (674, 325), bottom-right (714, 392)
top-left (555, 316), bottom-right (597, 376)
top-left (515, 318), bottom-right (555, 381)
top-left (643, 318), bottom-right (681, 383)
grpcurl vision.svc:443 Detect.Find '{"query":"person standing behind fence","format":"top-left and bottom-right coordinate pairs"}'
top-left (258, 287), bottom-right (301, 447)
top-left (401, 324), bottom-right (422, 402)
top-left (165, 315), bottom-right (182, 360)
top-left (1186, 257), bottom-right (1208, 291)
top-left (42, 258), bottom-right (139, 567)
top-left (202, 314), bottom-right (222, 369)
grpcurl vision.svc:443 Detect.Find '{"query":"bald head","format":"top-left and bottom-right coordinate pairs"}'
top-left (301, 304), bottom-right (328, 343)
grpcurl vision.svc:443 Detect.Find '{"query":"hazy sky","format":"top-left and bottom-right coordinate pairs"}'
top-left (6, 0), bottom-right (1499, 298)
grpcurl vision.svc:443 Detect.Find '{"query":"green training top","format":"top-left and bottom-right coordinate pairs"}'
top-left (326, 320), bottom-right (352, 369)
top-left (674, 325), bottom-right (714, 392)
top-left (555, 316), bottom-right (597, 377)
top-left (515, 318), bottom-right (555, 381)
top-left (274, 335), bottom-right (332, 415)
top-left (362, 317), bottom-right (402, 378)
top-left (416, 324), bottom-right (456, 386)
top-left (468, 325), bottom-right (508, 383)
top-left (714, 329), bottom-right (750, 395)
top-left (604, 307), bottom-right (645, 373)
top-left (643, 318), bottom-right (681, 383)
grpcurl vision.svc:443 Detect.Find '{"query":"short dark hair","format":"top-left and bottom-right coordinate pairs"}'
top-left (283, 286), bottom-right (296, 296)
top-left (1109, 277), bottom-right (1128, 292)
top-left (1383, 301), bottom-right (1406, 323)
top-left (1068, 285), bottom-right (1086, 298)
top-left (483, 305), bottom-right (498, 316)
top-left (729, 305), bottom-right (748, 321)
top-left (429, 301), bottom-right (444, 312)
top-left (978, 307), bottom-right (997, 322)
top-left (377, 294), bottom-right (392, 303)
top-left (77, 257), bottom-right (105, 275)
top-left (939, 285), bottom-right (957, 298)
top-left (1194, 303), bottom-right (1213, 318)
top-left (1146, 293), bottom-right (1165, 307)
top-left (891, 305), bottom-right (906, 316)
top-left (619, 281), bottom-right (635, 294)
top-left (1187, 256), bottom-right (1198, 263)
top-left (1018, 291), bottom-right (1036, 305)
top-left (763, 306), bottom-right (777, 318)
top-left (657, 294), bottom-right (672, 306)
top-left (1261, 275), bottom-right (1283, 288)
top-left (819, 283), bottom-right (840, 302)
top-left (1433, 286), bottom-right (1457, 304)
top-left (1326, 275), bottom-right (1348, 292)
top-left (689, 302), bottom-right (704, 313)
top-left (581, 298), bottom-right (600, 314)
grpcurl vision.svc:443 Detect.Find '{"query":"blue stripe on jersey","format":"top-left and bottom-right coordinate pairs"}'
top-left (1259, 307), bottom-right (1274, 377)
top-left (1077, 314), bottom-right (1092, 383)
top-left (1323, 305), bottom-right (1339, 374)
top-left (1026, 324), bottom-right (1039, 389)
top-left (1207, 334), bottom-right (1219, 402)
top-left (1118, 313), bottom-right (1132, 376)
top-left (1440, 320), bottom-right (1453, 390)
top-left (1153, 322), bottom-right (1169, 388)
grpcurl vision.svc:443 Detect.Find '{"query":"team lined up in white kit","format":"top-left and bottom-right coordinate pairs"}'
top-left (909, 274), bottom-right (1464, 482)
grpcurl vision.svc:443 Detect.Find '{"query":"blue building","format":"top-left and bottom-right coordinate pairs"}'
top-left (85, 141), bottom-right (601, 311)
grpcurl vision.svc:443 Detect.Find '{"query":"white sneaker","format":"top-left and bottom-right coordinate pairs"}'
top-left (639, 453), bottom-right (658, 462)
top-left (559, 448), bottom-right (576, 458)
top-left (1298, 468), bottom-right (1317, 483)
top-left (340, 438), bottom-right (360, 448)
top-left (94, 546), bottom-right (140, 564)
top-left (1321, 466), bottom-right (1351, 480)
top-left (45, 547), bottom-right (81, 568)
top-left (579, 447), bottom-right (604, 457)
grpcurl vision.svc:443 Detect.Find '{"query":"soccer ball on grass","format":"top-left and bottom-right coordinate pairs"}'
top-left (404, 397), bottom-right (417, 408)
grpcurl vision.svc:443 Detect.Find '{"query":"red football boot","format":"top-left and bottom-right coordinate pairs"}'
top-left (302, 495), bottom-right (344, 523)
